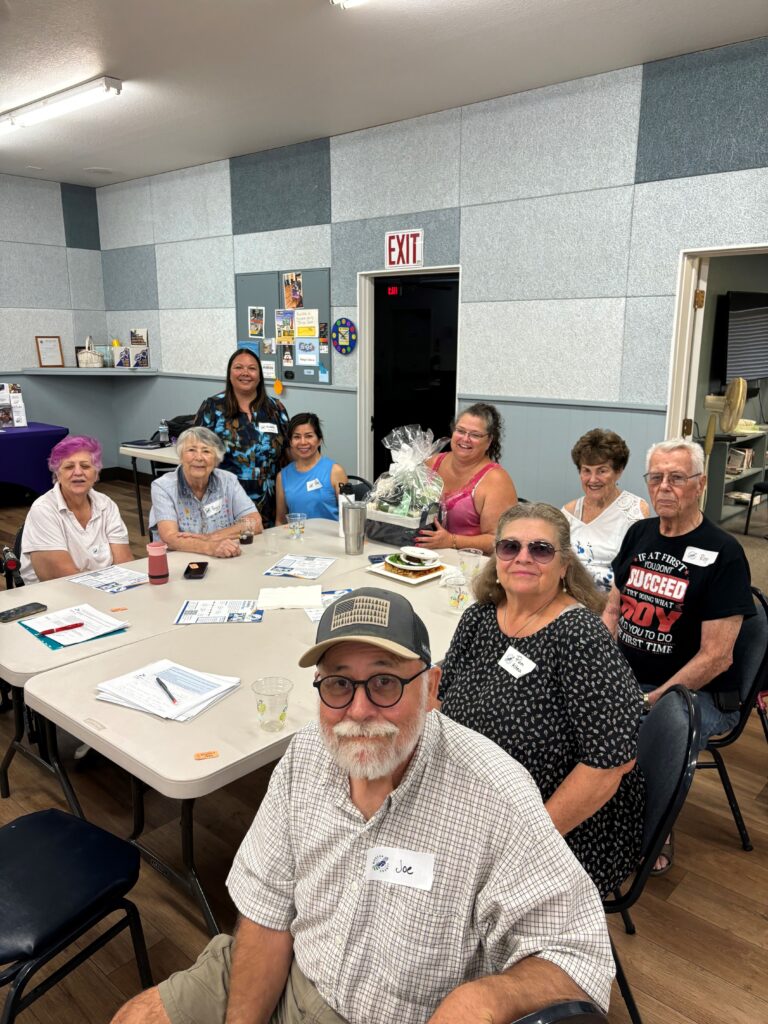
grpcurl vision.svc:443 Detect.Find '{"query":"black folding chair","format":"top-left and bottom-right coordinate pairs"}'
top-left (0, 809), bottom-right (152, 1023)
top-left (343, 475), bottom-right (373, 501)
top-left (603, 686), bottom-right (700, 1024)
top-left (695, 586), bottom-right (768, 851)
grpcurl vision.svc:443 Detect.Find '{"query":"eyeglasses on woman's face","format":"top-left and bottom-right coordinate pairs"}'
top-left (495, 538), bottom-right (560, 564)
top-left (313, 669), bottom-right (427, 709)
top-left (453, 427), bottom-right (488, 442)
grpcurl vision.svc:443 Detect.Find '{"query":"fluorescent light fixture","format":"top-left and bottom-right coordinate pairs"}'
top-left (329, 0), bottom-right (368, 9)
top-left (1, 76), bottom-right (122, 131)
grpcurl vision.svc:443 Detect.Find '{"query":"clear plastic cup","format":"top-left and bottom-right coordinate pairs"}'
top-left (459, 547), bottom-right (484, 581)
top-left (251, 677), bottom-right (293, 732)
top-left (287, 512), bottom-right (307, 540)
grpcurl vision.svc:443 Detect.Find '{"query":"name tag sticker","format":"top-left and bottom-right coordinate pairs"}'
top-left (683, 546), bottom-right (718, 567)
top-left (365, 846), bottom-right (434, 892)
top-left (498, 645), bottom-right (537, 678)
top-left (259, 422), bottom-right (278, 434)
top-left (306, 478), bottom-right (322, 492)
top-left (203, 499), bottom-right (223, 517)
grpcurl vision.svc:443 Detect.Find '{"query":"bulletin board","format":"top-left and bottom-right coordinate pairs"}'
top-left (234, 268), bottom-right (332, 386)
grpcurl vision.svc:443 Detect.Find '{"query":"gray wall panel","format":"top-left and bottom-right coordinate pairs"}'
top-left (331, 208), bottom-right (460, 307)
top-left (67, 248), bottom-right (105, 311)
top-left (155, 236), bottom-right (235, 309)
top-left (0, 174), bottom-right (65, 245)
top-left (230, 138), bottom-right (331, 235)
top-left (61, 183), bottom-right (101, 250)
top-left (97, 178), bottom-right (155, 250)
top-left (150, 161), bottom-right (232, 243)
top-left (0, 242), bottom-right (70, 308)
top-left (636, 37), bottom-right (768, 183)
top-left (101, 245), bottom-right (159, 311)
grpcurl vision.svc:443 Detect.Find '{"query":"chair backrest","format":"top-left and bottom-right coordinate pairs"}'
top-left (344, 475), bottom-right (373, 502)
top-left (605, 685), bottom-right (700, 911)
top-left (710, 586), bottom-right (768, 747)
top-left (13, 525), bottom-right (23, 560)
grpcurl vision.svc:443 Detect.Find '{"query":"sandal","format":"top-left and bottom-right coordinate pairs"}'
top-left (651, 830), bottom-right (674, 876)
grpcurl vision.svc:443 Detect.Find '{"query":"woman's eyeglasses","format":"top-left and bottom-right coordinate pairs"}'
top-left (495, 539), bottom-right (559, 564)
top-left (453, 427), bottom-right (488, 442)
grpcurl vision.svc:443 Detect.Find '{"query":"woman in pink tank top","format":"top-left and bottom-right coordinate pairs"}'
top-left (416, 403), bottom-right (518, 555)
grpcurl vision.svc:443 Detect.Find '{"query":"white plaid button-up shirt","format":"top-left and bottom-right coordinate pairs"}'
top-left (227, 712), bottom-right (613, 1022)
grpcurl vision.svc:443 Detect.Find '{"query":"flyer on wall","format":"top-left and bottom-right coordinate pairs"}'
top-left (295, 308), bottom-right (319, 338)
top-left (282, 271), bottom-right (304, 309)
top-left (248, 306), bottom-right (265, 338)
top-left (262, 359), bottom-right (276, 379)
top-left (296, 338), bottom-right (319, 366)
top-left (275, 309), bottom-right (295, 344)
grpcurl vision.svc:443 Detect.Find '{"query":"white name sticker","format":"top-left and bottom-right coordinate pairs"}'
top-left (306, 478), bottom-right (322, 492)
top-left (683, 546), bottom-right (718, 567)
top-left (365, 846), bottom-right (434, 892)
top-left (498, 645), bottom-right (537, 678)
top-left (259, 422), bottom-right (278, 434)
top-left (203, 499), bottom-right (223, 517)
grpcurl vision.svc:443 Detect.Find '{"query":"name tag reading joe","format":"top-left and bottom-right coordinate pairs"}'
top-left (683, 546), bottom-right (718, 567)
top-left (306, 478), bottom-right (322, 492)
top-left (498, 645), bottom-right (537, 678)
top-left (365, 846), bottom-right (434, 892)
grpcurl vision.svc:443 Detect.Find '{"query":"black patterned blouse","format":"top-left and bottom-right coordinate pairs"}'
top-left (440, 602), bottom-right (645, 895)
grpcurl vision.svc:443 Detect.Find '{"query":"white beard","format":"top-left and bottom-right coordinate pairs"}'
top-left (320, 694), bottom-right (427, 781)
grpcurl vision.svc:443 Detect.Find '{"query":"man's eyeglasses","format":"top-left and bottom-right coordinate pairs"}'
top-left (314, 669), bottom-right (427, 709)
top-left (495, 539), bottom-right (559, 564)
top-left (454, 427), bottom-right (488, 442)
top-left (643, 472), bottom-right (701, 488)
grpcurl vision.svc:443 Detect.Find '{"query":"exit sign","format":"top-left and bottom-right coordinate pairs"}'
top-left (385, 229), bottom-right (424, 269)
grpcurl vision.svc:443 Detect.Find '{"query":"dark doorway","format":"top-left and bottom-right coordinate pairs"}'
top-left (372, 272), bottom-right (459, 479)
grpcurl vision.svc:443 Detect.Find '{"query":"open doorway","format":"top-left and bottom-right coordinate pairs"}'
top-left (667, 245), bottom-right (768, 526)
top-left (357, 265), bottom-right (460, 481)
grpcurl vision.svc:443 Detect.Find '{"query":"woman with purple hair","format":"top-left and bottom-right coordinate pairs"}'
top-left (20, 435), bottom-right (133, 584)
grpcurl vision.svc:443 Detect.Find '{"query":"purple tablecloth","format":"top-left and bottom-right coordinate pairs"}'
top-left (0, 421), bottom-right (68, 496)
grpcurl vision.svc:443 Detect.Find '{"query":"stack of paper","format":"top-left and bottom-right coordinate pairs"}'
top-left (21, 604), bottom-right (128, 647)
top-left (96, 659), bottom-right (239, 721)
top-left (175, 599), bottom-right (263, 624)
top-left (69, 565), bottom-right (149, 593)
top-left (264, 555), bottom-right (335, 579)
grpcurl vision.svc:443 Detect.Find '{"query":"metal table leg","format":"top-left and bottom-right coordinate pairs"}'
top-left (131, 455), bottom-right (146, 536)
top-left (1, 703), bottom-right (84, 819)
top-left (128, 777), bottom-right (220, 937)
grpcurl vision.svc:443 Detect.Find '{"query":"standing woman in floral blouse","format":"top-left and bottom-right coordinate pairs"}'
top-left (195, 347), bottom-right (289, 527)
top-left (439, 502), bottom-right (645, 896)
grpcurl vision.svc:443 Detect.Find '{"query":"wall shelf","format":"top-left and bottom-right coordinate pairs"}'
top-left (705, 432), bottom-right (768, 523)
top-left (21, 367), bottom-right (158, 377)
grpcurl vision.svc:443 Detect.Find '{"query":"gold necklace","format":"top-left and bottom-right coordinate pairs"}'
top-left (504, 593), bottom-right (559, 639)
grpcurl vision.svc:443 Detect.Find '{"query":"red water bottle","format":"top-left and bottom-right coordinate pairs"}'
top-left (146, 541), bottom-right (169, 585)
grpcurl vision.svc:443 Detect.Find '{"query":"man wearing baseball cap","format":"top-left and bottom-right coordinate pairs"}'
top-left (113, 588), bottom-right (613, 1024)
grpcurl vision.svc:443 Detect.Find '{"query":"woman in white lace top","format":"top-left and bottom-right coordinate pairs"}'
top-left (562, 429), bottom-right (649, 593)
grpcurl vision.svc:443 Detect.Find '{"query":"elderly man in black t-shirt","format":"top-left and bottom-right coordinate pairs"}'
top-left (603, 438), bottom-right (754, 742)
top-left (603, 439), bottom-right (754, 873)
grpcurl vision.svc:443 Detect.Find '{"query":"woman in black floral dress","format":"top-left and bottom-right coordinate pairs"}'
top-left (440, 502), bottom-right (645, 896)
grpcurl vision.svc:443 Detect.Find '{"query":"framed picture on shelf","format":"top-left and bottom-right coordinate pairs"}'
top-left (35, 335), bottom-right (64, 367)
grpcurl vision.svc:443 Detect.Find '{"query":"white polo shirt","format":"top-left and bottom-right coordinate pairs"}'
top-left (20, 483), bottom-right (130, 584)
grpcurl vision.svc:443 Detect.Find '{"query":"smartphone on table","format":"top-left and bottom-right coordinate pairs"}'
top-left (183, 562), bottom-right (209, 580)
top-left (0, 602), bottom-right (48, 624)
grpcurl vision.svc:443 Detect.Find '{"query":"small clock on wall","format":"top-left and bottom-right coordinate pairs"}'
top-left (331, 317), bottom-right (358, 356)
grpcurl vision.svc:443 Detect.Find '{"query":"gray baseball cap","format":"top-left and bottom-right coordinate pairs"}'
top-left (298, 587), bottom-right (431, 667)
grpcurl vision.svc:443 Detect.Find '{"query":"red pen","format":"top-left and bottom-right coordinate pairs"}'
top-left (39, 622), bottom-right (85, 636)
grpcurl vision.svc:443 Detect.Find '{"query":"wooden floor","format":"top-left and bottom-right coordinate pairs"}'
top-left (1, 480), bottom-right (767, 1023)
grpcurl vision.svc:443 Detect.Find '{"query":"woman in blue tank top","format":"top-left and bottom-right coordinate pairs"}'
top-left (275, 413), bottom-right (349, 523)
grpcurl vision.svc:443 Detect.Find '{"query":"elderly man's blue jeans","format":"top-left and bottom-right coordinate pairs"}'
top-left (641, 685), bottom-right (738, 750)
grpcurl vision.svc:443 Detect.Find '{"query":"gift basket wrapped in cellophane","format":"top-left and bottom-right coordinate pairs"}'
top-left (365, 425), bottom-right (448, 547)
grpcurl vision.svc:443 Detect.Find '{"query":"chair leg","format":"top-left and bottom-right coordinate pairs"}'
top-left (744, 490), bottom-right (755, 535)
top-left (611, 938), bottom-right (643, 1024)
top-left (0, 959), bottom-right (37, 1024)
top-left (124, 899), bottom-right (154, 989)
top-left (711, 748), bottom-right (753, 851)
top-left (758, 703), bottom-right (768, 745)
top-left (611, 889), bottom-right (636, 935)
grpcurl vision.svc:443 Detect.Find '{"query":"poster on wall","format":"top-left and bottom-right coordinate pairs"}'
top-left (297, 338), bottom-right (319, 367)
top-left (262, 337), bottom-right (277, 356)
top-left (275, 309), bottom-right (295, 345)
top-left (248, 306), bottom-right (265, 339)
top-left (282, 272), bottom-right (304, 309)
top-left (282, 347), bottom-right (294, 368)
top-left (262, 360), bottom-right (276, 380)
top-left (295, 308), bottom-right (319, 338)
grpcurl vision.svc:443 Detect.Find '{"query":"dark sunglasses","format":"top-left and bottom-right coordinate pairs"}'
top-left (495, 539), bottom-right (559, 564)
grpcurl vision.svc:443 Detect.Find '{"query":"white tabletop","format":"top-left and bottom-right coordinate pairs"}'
top-left (119, 444), bottom-right (180, 465)
top-left (22, 519), bottom-right (476, 799)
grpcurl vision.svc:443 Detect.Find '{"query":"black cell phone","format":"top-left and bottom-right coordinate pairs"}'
top-left (183, 562), bottom-right (209, 580)
top-left (367, 554), bottom-right (387, 564)
top-left (0, 602), bottom-right (48, 624)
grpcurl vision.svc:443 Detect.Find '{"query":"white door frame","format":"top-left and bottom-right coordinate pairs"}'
top-left (666, 243), bottom-right (768, 439)
top-left (356, 264), bottom-right (461, 481)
